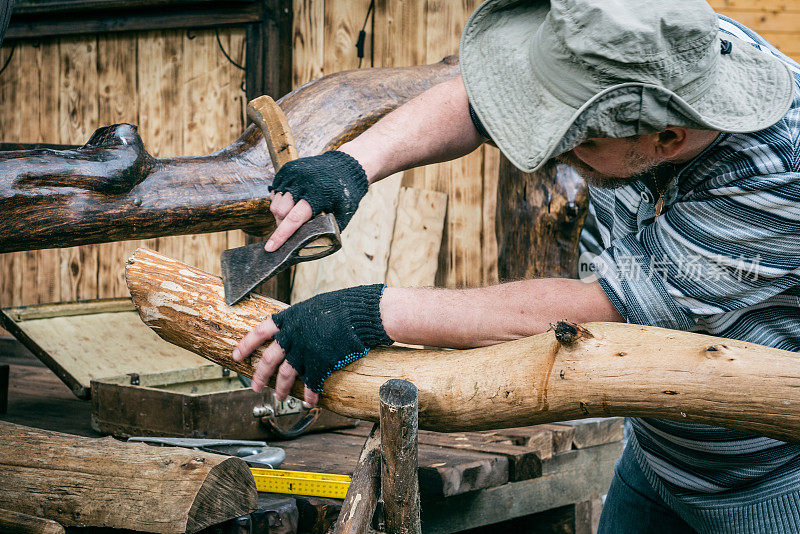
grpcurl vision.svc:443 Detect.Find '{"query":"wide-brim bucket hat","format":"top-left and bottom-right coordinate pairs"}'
top-left (460, 0), bottom-right (795, 173)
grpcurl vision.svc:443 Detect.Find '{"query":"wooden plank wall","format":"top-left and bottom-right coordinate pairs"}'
top-left (0, 28), bottom-right (247, 310)
top-left (1, 0), bottom-right (799, 310)
top-left (293, 0), bottom-right (502, 291)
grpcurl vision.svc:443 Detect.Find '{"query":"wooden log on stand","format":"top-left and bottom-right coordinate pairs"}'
top-left (126, 247), bottom-right (800, 442)
top-left (0, 420), bottom-right (257, 533)
top-left (0, 57), bottom-right (459, 253)
top-left (380, 379), bottom-right (421, 534)
top-left (332, 423), bottom-right (382, 534)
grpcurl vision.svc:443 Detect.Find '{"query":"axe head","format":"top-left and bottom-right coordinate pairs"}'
top-left (221, 214), bottom-right (341, 306)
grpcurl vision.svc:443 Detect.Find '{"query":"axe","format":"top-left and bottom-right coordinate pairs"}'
top-left (220, 96), bottom-right (342, 306)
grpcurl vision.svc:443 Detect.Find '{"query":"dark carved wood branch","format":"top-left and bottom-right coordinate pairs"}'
top-left (0, 57), bottom-right (459, 253)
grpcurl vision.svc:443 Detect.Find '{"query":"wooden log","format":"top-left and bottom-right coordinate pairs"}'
top-left (0, 57), bottom-right (459, 253)
top-left (333, 423), bottom-right (381, 534)
top-left (0, 420), bottom-right (257, 533)
top-left (0, 509), bottom-right (65, 534)
top-left (380, 379), bottom-right (421, 534)
top-left (126, 247), bottom-right (800, 442)
top-left (496, 159), bottom-right (588, 280)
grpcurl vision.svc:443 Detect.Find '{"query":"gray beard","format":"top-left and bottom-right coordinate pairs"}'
top-left (554, 151), bottom-right (678, 191)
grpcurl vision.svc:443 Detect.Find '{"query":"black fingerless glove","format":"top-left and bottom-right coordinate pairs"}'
top-left (269, 150), bottom-right (369, 231)
top-left (271, 284), bottom-right (393, 393)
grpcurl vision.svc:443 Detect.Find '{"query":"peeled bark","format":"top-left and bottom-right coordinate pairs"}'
top-left (0, 57), bottom-right (459, 253)
top-left (126, 247), bottom-right (800, 443)
top-left (0, 420), bottom-right (256, 533)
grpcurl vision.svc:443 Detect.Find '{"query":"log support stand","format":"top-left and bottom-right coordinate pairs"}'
top-left (333, 423), bottom-right (381, 534)
top-left (380, 379), bottom-right (421, 534)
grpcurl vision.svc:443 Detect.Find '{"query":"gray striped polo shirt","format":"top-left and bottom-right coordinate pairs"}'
top-left (580, 14), bottom-right (800, 532)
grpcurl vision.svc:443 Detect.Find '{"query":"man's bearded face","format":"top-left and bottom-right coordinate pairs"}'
top-left (554, 137), bottom-right (677, 189)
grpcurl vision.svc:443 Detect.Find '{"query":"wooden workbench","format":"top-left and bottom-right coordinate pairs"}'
top-left (0, 338), bottom-right (623, 534)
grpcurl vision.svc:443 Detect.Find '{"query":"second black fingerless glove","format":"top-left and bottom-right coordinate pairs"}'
top-left (271, 284), bottom-right (393, 393)
top-left (269, 150), bottom-right (369, 231)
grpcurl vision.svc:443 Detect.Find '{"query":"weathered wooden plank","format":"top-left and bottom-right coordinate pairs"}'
top-left (220, 28), bottom-right (249, 254)
top-left (97, 32), bottom-right (152, 299)
top-left (537, 423), bottom-right (577, 454)
top-left (27, 40), bottom-right (60, 305)
top-left (58, 36), bottom-right (100, 302)
top-left (716, 10), bottom-right (800, 31)
top-left (709, 0), bottom-right (800, 11)
top-left (556, 418), bottom-right (625, 449)
top-left (386, 187), bottom-right (447, 288)
top-left (292, 0), bottom-right (324, 87)
top-left (374, 0), bottom-right (427, 69)
top-left (424, 0), bottom-right (484, 289)
top-left (338, 424), bottom-right (542, 481)
top-left (481, 145), bottom-right (501, 286)
top-left (478, 426), bottom-right (555, 461)
top-left (324, 0), bottom-right (372, 71)
top-left (419, 441), bottom-right (622, 534)
top-left (0, 41), bottom-right (22, 309)
top-left (373, 0), bottom-right (428, 192)
top-left (180, 29), bottom-right (230, 276)
top-left (137, 30), bottom-right (186, 263)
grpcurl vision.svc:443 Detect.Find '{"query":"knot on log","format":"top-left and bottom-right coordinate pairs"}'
top-left (552, 321), bottom-right (594, 346)
top-left (11, 123), bottom-right (154, 195)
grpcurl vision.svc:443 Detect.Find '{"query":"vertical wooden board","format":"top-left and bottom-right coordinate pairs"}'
top-left (373, 0), bottom-right (428, 192)
top-left (288, 0), bottom-right (381, 303)
top-left (0, 42), bottom-right (21, 308)
top-left (291, 173), bottom-right (403, 302)
top-left (323, 0), bottom-right (372, 72)
top-left (96, 32), bottom-right (151, 298)
top-left (137, 31), bottom-right (185, 262)
top-left (179, 29), bottom-right (230, 275)
top-left (293, 0), bottom-right (325, 87)
top-left (58, 37), bottom-right (100, 301)
top-left (15, 44), bottom-right (43, 306)
top-left (31, 41), bottom-right (63, 304)
top-left (221, 28), bottom-right (249, 252)
top-left (423, 0), bottom-right (485, 289)
top-left (481, 145), bottom-right (500, 287)
top-left (373, 0), bottom-right (427, 68)
top-left (386, 187), bottom-right (447, 288)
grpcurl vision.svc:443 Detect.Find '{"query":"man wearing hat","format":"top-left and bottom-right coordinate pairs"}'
top-left (232, 0), bottom-right (800, 530)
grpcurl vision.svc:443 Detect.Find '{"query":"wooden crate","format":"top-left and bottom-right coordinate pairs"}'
top-left (0, 298), bottom-right (354, 439)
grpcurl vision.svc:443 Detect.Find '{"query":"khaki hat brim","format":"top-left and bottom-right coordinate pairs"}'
top-left (460, 0), bottom-right (795, 173)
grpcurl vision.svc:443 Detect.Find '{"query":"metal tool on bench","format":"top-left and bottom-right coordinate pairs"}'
top-left (250, 386), bottom-right (322, 440)
top-left (220, 95), bottom-right (342, 306)
top-left (128, 437), bottom-right (351, 498)
top-left (127, 437), bottom-right (286, 468)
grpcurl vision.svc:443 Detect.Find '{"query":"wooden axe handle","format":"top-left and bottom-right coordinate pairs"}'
top-left (247, 95), bottom-right (299, 170)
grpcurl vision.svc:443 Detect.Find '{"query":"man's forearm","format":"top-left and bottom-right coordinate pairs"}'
top-left (339, 75), bottom-right (483, 184)
top-left (380, 279), bottom-right (624, 349)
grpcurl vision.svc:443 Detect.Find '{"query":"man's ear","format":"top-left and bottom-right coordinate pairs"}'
top-left (653, 127), bottom-right (688, 159)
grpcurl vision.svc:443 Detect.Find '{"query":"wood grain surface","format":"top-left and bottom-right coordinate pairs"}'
top-left (0, 420), bottom-right (257, 533)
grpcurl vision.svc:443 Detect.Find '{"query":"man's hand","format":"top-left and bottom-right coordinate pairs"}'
top-left (266, 150), bottom-right (368, 251)
top-left (231, 284), bottom-right (393, 404)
